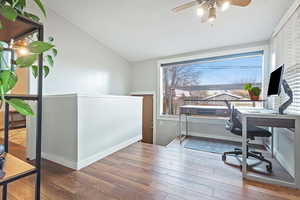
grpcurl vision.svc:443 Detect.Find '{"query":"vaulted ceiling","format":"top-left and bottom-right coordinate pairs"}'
top-left (44, 0), bottom-right (294, 62)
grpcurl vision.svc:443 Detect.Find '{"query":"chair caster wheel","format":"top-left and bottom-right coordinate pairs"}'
top-left (222, 154), bottom-right (226, 162)
top-left (266, 165), bottom-right (272, 173)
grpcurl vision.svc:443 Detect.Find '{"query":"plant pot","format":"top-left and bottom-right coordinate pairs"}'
top-left (248, 91), bottom-right (259, 101)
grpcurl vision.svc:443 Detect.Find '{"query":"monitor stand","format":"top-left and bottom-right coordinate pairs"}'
top-left (279, 80), bottom-right (293, 115)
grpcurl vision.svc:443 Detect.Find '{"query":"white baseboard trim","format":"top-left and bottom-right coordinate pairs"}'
top-left (42, 152), bottom-right (77, 170)
top-left (41, 135), bottom-right (142, 170)
top-left (76, 135), bottom-right (142, 170)
top-left (274, 149), bottom-right (295, 178)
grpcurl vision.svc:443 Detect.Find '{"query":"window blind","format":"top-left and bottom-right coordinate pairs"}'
top-left (273, 6), bottom-right (300, 114)
top-left (284, 64), bottom-right (300, 113)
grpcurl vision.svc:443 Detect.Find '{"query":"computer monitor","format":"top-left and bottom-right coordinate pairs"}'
top-left (267, 65), bottom-right (284, 96)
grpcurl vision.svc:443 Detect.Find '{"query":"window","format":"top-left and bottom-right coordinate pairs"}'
top-left (160, 51), bottom-right (264, 116)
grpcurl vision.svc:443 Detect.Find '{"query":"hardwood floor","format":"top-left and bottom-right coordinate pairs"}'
top-left (1, 138), bottom-right (300, 199)
top-left (0, 128), bottom-right (27, 147)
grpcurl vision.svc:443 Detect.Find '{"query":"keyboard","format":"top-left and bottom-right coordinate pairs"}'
top-left (245, 109), bottom-right (278, 114)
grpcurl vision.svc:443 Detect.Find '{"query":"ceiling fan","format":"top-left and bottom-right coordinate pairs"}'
top-left (172, 0), bottom-right (252, 23)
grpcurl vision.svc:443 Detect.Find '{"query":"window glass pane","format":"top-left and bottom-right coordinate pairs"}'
top-left (161, 54), bottom-right (263, 116)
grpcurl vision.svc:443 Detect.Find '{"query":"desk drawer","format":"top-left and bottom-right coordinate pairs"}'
top-left (180, 107), bottom-right (228, 117)
top-left (247, 117), bottom-right (295, 129)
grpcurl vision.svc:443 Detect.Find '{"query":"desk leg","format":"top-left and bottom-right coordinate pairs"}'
top-left (271, 127), bottom-right (274, 158)
top-left (179, 114), bottom-right (182, 143)
top-left (186, 115), bottom-right (189, 139)
top-left (295, 119), bottom-right (300, 188)
top-left (242, 116), bottom-right (247, 177)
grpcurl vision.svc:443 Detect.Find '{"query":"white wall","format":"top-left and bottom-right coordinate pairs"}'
top-left (131, 41), bottom-right (269, 146)
top-left (77, 95), bottom-right (142, 169)
top-left (28, 4), bottom-right (131, 95)
top-left (28, 94), bottom-right (143, 170)
top-left (131, 60), bottom-right (157, 92)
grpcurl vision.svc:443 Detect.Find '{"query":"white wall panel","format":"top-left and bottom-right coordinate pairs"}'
top-left (28, 94), bottom-right (143, 170)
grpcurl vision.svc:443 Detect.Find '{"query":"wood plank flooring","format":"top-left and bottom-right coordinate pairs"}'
top-left (1, 139), bottom-right (300, 199)
top-left (0, 128), bottom-right (26, 147)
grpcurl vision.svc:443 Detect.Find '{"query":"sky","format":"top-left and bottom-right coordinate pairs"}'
top-left (179, 55), bottom-right (262, 86)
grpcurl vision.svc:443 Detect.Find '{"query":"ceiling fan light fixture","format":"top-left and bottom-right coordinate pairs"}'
top-left (171, 0), bottom-right (252, 23)
top-left (208, 7), bottom-right (216, 22)
top-left (197, 6), bottom-right (205, 16)
top-left (18, 47), bottom-right (29, 56)
top-left (221, 1), bottom-right (230, 11)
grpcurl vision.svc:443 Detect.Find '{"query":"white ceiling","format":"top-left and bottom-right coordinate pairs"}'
top-left (44, 0), bottom-right (294, 62)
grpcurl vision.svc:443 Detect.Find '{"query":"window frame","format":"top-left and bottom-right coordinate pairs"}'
top-left (157, 45), bottom-right (270, 120)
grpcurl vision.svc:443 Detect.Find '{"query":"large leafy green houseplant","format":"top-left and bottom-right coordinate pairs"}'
top-left (0, 0), bottom-right (57, 115)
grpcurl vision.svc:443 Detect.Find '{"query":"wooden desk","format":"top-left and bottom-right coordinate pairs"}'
top-left (238, 108), bottom-right (300, 189)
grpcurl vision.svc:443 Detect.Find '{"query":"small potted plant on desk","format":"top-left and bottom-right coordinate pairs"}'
top-left (244, 83), bottom-right (262, 101)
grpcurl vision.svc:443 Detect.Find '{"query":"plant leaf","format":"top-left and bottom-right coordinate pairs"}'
top-left (16, 54), bottom-right (38, 67)
top-left (0, 85), bottom-right (4, 99)
top-left (52, 48), bottom-right (58, 57)
top-left (243, 83), bottom-right (252, 91)
top-left (44, 65), bottom-right (49, 77)
top-left (33, 0), bottom-right (46, 17)
top-left (24, 12), bottom-right (40, 22)
top-left (0, 5), bottom-right (18, 21)
top-left (0, 42), bottom-right (4, 51)
top-left (0, 41), bottom-right (7, 48)
top-left (31, 65), bottom-right (50, 78)
top-left (0, 70), bottom-right (18, 93)
top-left (12, 0), bottom-right (20, 8)
top-left (15, 0), bottom-right (26, 10)
top-left (28, 41), bottom-right (54, 54)
top-left (46, 55), bottom-right (53, 67)
top-left (31, 65), bottom-right (38, 78)
top-left (251, 87), bottom-right (261, 96)
top-left (7, 98), bottom-right (34, 116)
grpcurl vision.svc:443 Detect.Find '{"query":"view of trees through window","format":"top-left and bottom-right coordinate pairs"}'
top-left (161, 53), bottom-right (263, 116)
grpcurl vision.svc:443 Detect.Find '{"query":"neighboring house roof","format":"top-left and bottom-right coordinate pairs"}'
top-left (203, 92), bottom-right (242, 100)
top-left (175, 89), bottom-right (190, 97)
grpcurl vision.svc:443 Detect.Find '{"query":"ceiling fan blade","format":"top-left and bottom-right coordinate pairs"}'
top-left (229, 0), bottom-right (251, 7)
top-left (172, 1), bottom-right (198, 12)
top-left (201, 16), bottom-right (209, 23)
top-left (200, 8), bottom-right (209, 23)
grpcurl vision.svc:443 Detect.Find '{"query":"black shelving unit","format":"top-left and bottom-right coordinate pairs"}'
top-left (0, 15), bottom-right (44, 200)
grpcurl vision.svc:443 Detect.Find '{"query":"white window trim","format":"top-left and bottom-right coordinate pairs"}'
top-left (156, 45), bottom-right (270, 120)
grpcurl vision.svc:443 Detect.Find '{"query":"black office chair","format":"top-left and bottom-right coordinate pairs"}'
top-left (222, 106), bottom-right (273, 172)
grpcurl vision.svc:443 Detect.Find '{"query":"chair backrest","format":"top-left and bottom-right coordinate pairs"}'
top-left (225, 105), bottom-right (242, 132)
